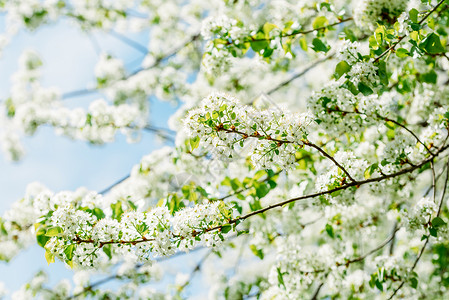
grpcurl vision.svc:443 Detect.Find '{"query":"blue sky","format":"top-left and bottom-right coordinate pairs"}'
top-left (0, 17), bottom-right (178, 294)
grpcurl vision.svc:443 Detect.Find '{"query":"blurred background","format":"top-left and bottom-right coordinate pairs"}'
top-left (0, 15), bottom-right (179, 295)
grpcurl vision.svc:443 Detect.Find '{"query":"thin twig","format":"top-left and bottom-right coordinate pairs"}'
top-left (99, 174), bottom-right (130, 195)
top-left (388, 159), bottom-right (449, 299)
top-left (218, 127), bottom-right (356, 182)
top-left (61, 33), bottom-right (200, 99)
top-left (179, 250), bottom-right (211, 290)
top-left (303, 140), bottom-right (356, 182)
top-left (311, 282), bottom-right (324, 300)
top-left (108, 30), bottom-right (149, 54)
top-left (242, 18), bottom-right (353, 44)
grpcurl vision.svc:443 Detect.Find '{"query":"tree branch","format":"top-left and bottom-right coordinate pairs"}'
top-left (61, 33), bottom-right (200, 100)
top-left (108, 30), bottom-right (149, 54)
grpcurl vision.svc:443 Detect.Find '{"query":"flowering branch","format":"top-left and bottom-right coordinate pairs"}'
top-left (374, 0), bottom-right (446, 62)
top-left (388, 158), bottom-right (449, 299)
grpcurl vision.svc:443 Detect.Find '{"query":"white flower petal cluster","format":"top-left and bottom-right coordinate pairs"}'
top-left (95, 53), bottom-right (126, 84)
top-left (347, 60), bottom-right (379, 88)
top-left (15, 185), bottom-right (234, 268)
top-left (201, 15), bottom-right (242, 41)
top-left (0, 50), bottom-right (149, 157)
top-left (404, 196), bottom-right (438, 231)
top-left (184, 92), bottom-right (313, 170)
top-left (336, 40), bottom-right (361, 65)
top-left (266, 235), bottom-right (339, 299)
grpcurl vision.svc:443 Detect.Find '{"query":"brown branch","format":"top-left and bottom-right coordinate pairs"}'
top-left (299, 226), bottom-right (401, 274)
top-left (346, 227), bottom-right (400, 265)
top-left (73, 139), bottom-right (449, 255)
top-left (243, 17), bottom-right (353, 44)
top-left (73, 235), bottom-right (155, 247)
top-left (262, 54), bottom-right (335, 98)
top-left (218, 127), bottom-right (356, 182)
top-left (311, 282), bottom-right (324, 300)
top-left (303, 140), bottom-right (356, 182)
top-left (383, 117), bottom-right (434, 155)
top-left (328, 108), bottom-right (434, 155)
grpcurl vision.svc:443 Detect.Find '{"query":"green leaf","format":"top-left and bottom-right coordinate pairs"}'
top-left (357, 82), bottom-right (374, 96)
top-left (277, 267), bottom-right (285, 287)
top-left (369, 35), bottom-right (379, 49)
top-left (64, 244), bottom-right (75, 260)
top-left (386, 129), bottom-right (395, 139)
top-left (385, 121), bottom-right (395, 130)
top-left (420, 70), bottom-right (437, 84)
top-left (325, 224), bottom-right (335, 238)
top-left (312, 16), bottom-right (328, 29)
top-left (396, 48), bottom-right (410, 58)
top-left (249, 244), bottom-right (264, 259)
top-left (429, 227), bottom-right (438, 237)
top-left (45, 250), bottom-right (55, 265)
top-left (410, 277), bottom-right (419, 289)
top-left (335, 61), bottom-right (351, 79)
top-left (262, 23), bottom-right (277, 38)
top-left (299, 37), bottom-right (308, 51)
top-left (127, 200), bottom-right (138, 211)
top-left (189, 136), bottom-right (200, 150)
top-left (409, 8), bottom-right (419, 23)
top-left (342, 80), bottom-right (359, 95)
top-left (311, 38), bottom-right (329, 53)
top-left (111, 202), bottom-right (124, 221)
top-left (36, 227), bottom-right (49, 248)
top-left (221, 224), bottom-right (232, 234)
top-left (250, 40), bottom-right (269, 52)
top-left (45, 226), bottom-right (63, 237)
top-left (375, 279), bottom-right (383, 291)
top-left (255, 182), bottom-right (270, 199)
top-left (92, 207), bottom-right (105, 219)
top-left (432, 217), bottom-right (447, 227)
top-left (419, 33), bottom-right (445, 54)
top-left (103, 244), bottom-right (112, 259)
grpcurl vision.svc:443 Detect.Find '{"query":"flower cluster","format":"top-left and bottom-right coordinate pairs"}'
top-left (95, 53), bottom-right (126, 86)
top-left (33, 187), bottom-right (233, 268)
top-left (184, 92), bottom-right (314, 170)
top-left (201, 15), bottom-right (246, 42)
top-left (404, 197), bottom-right (438, 231)
top-left (104, 66), bottom-right (188, 103)
top-left (0, 50), bottom-right (149, 159)
top-left (265, 236), bottom-right (339, 299)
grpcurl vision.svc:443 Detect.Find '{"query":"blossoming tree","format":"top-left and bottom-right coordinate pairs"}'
top-left (1, 0), bottom-right (449, 298)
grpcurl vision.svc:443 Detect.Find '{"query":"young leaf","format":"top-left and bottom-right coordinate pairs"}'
top-left (312, 16), bottom-right (328, 29)
top-left (335, 61), bottom-right (351, 79)
top-left (432, 217), bottom-right (446, 227)
top-left (299, 37), bottom-right (308, 51)
top-left (419, 33), bottom-right (445, 54)
top-left (311, 38), bottom-right (329, 53)
top-left (357, 82), bottom-right (374, 96)
top-left (409, 8), bottom-right (419, 23)
top-left (45, 226), bottom-right (63, 237)
top-left (45, 250), bottom-right (55, 265)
